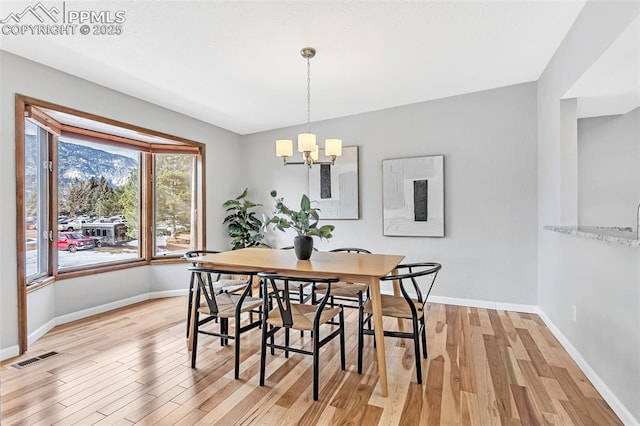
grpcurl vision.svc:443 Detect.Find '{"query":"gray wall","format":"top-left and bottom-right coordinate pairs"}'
top-left (578, 107), bottom-right (640, 228)
top-left (0, 51), bottom-right (242, 356)
top-left (537, 1), bottom-right (640, 423)
top-left (242, 82), bottom-right (539, 306)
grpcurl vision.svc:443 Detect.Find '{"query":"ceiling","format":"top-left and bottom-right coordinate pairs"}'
top-left (0, 1), bottom-right (587, 135)
top-left (563, 15), bottom-right (640, 118)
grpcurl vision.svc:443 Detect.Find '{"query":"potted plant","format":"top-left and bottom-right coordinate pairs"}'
top-left (222, 189), bottom-right (269, 249)
top-left (264, 190), bottom-right (334, 260)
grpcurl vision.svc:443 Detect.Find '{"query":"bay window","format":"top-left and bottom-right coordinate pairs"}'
top-left (16, 95), bottom-right (206, 352)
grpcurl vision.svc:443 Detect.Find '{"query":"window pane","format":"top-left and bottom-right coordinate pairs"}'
top-left (154, 154), bottom-right (195, 256)
top-left (25, 120), bottom-right (49, 282)
top-left (57, 137), bottom-right (141, 269)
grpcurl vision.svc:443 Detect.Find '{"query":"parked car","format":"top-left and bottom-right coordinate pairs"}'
top-left (109, 214), bottom-right (126, 223)
top-left (57, 219), bottom-right (86, 232)
top-left (57, 232), bottom-right (95, 252)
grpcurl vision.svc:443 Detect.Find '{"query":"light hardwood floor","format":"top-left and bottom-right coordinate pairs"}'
top-left (0, 297), bottom-right (622, 425)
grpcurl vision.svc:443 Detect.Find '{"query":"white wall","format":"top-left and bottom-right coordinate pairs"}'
top-left (578, 107), bottom-right (640, 228)
top-left (242, 82), bottom-right (539, 306)
top-left (0, 51), bottom-right (242, 357)
top-left (537, 2), bottom-right (640, 423)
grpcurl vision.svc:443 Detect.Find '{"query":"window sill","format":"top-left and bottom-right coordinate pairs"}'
top-left (150, 256), bottom-right (187, 265)
top-left (56, 259), bottom-right (148, 280)
top-left (27, 276), bottom-right (55, 293)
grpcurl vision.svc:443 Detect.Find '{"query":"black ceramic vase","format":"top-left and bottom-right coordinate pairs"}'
top-left (293, 236), bottom-right (314, 260)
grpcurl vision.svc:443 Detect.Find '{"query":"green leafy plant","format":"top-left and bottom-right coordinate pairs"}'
top-left (264, 190), bottom-right (334, 239)
top-left (222, 189), bottom-right (269, 249)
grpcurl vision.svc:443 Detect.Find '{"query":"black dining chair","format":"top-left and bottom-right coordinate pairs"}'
top-left (312, 247), bottom-right (372, 373)
top-left (189, 266), bottom-right (263, 379)
top-left (185, 250), bottom-right (222, 338)
top-left (258, 272), bottom-right (345, 401)
top-left (358, 262), bottom-right (441, 384)
top-left (183, 250), bottom-right (247, 338)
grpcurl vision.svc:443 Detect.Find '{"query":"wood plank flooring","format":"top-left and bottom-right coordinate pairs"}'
top-left (0, 297), bottom-right (622, 425)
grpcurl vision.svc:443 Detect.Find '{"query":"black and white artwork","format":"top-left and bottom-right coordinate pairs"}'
top-left (308, 146), bottom-right (359, 219)
top-left (382, 155), bottom-right (444, 237)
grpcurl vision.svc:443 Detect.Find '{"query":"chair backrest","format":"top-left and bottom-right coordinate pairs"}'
top-left (184, 250), bottom-right (221, 264)
top-left (380, 262), bottom-right (441, 307)
top-left (189, 266), bottom-right (257, 315)
top-left (258, 272), bottom-right (338, 328)
top-left (329, 247), bottom-right (372, 254)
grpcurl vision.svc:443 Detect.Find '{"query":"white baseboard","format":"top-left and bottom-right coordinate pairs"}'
top-left (536, 310), bottom-right (639, 426)
top-left (28, 319), bottom-right (56, 346)
top-left (427, 295), bottom-right (539, 314)
top-left (0, 345), bottom-right (20, 361)
top-left (148, 289), bottom-right (188, 299)
top-left (53, 290), bottom-right (187, 326)
top-left (55, 294), bottom-right (150, 326)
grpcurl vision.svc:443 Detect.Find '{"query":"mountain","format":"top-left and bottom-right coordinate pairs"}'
top-left (57, 140), bottom-right (138, 188)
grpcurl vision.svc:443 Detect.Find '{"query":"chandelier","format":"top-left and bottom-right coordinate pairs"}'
top-left (275, 47), bottom-right (342, 167)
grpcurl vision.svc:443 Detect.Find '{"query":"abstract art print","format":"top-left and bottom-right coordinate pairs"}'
top-left (382, 155), bottom-right (444, 237)
top-left (308, 146), bottom-right (359, 219)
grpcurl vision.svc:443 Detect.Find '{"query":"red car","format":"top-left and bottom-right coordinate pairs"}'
top-left (57, 232), bottom-right (95, 252)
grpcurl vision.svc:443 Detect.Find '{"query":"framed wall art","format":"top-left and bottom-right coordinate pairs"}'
top-left (308, 146), bottom-right (359, 219)
top-left (382, 155), bottom-right (444, 237)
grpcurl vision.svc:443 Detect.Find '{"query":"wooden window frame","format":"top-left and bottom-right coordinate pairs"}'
top-left (15, 94), bottom-right (207, 354)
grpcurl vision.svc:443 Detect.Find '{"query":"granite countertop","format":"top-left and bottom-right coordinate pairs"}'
top-left (544, 226), bottom-right (640, 248)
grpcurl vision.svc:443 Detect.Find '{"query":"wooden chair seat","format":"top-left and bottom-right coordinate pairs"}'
top-left (363, 294), bottom-right (423, 320)
top-left (266, 304), bottom-right (342, 331)
top-left (314, 281), bottom-right (368, 298)
top-left (198, 293), bottom-right (263, 319)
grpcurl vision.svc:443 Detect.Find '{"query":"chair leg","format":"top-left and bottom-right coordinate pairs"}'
top-left (285, 328), bottom-right (290, 358)
top-left (371, 313), bottom-right (377, 349)
top-left (186, 275), bottom-right (194, 338)
top-left (357, 295), bottom-right (364, 374)
top-left (259, 321), bottom-right (268, 386)
top-left (412, 317), bottom-right (422, 384)
top-left (421, 316), bottom-right (428, 359)
top-left (270, 325), bottom-right (275, 355)
top-left (312, 324), bottom-right (320, 401)
top-left (220, 318), bottom-right (228, 346)
top-left (234, 315), bottom-right (242, 380)
top-left (190, 311), bottom-right (199, 368)
top-left (339, 308), bottom-right (346, 371)
top-left (299, 284), bottom-right (305, 338)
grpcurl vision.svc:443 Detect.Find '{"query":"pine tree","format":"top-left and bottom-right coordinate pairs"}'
top-left (62, 178), bottom-right (93, 216)
top-left (120, 170), bottom-right (139, 239)
top-left (155, 155), bottom-right (193, 238)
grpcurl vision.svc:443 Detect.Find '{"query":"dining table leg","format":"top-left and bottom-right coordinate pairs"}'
top-left (369, 276), bottom-right (388, 397)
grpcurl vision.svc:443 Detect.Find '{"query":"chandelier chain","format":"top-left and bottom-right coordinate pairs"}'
top-left (306, 56), bottom-right (311, 133)
top-left (275, 47), bottom-right (341, 167)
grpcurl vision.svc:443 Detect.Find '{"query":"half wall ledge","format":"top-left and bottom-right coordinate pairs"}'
top-left (544, 226), bottom-right (640, 248)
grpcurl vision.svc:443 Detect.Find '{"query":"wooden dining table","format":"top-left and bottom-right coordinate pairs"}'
top-left (188, 247), bottom-right (405, 397)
